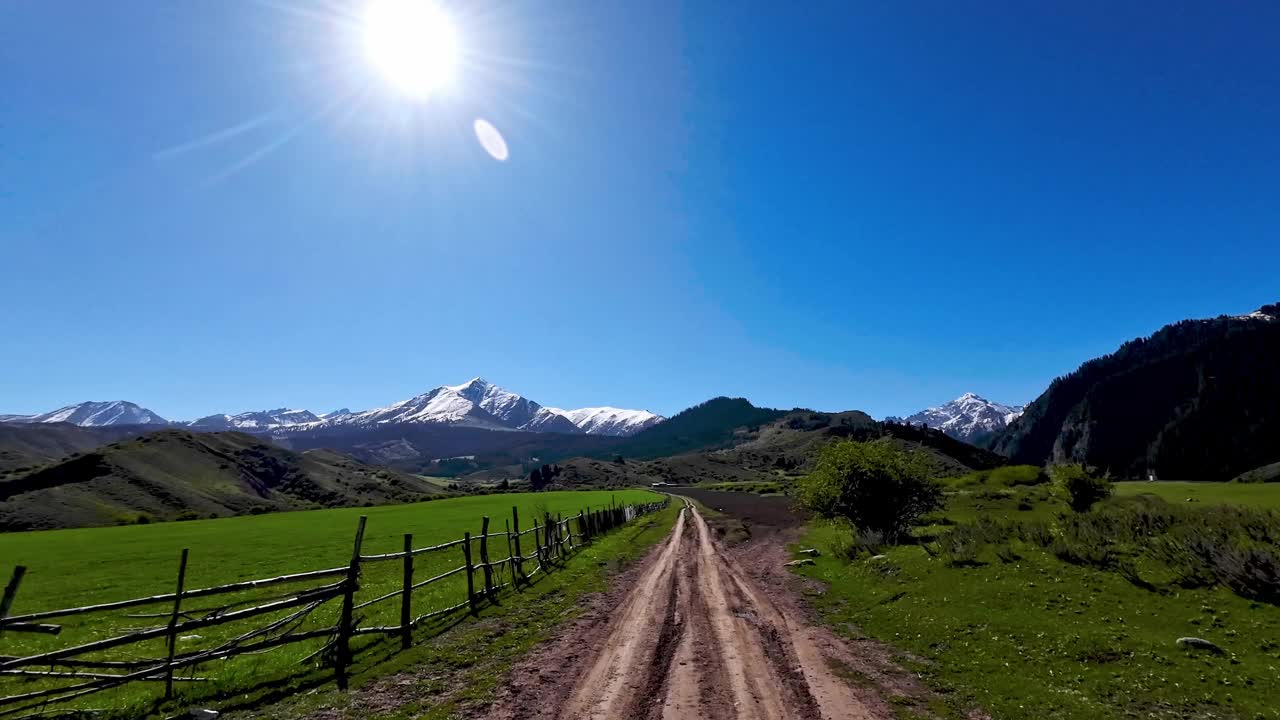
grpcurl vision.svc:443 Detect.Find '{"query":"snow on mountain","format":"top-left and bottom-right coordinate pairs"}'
top-left (549, 407), bottom-right (665, 437)
top-left (325, 378), bottom-right (579, 433)
top-left (888, 393), bottom-right (1024, 444)
top-left (319, 379), bottom-right (659, 436)
top-left (5, 379), bottom-right (666, 437)
top-left (187, 408), bottom-right (323, 431)
top-left (6, 401), bottom-right (168, 427)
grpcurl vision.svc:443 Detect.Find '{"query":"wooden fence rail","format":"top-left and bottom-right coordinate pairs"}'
top-left (0, 497), bottom-right (668, 718)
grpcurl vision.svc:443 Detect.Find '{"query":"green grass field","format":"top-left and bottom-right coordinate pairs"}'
top-left (0, 489), bottom-right (662, 718)
top-left (1116, 480), bottom-right (1280, 509)
top-left (795, 481), bottom-right (1280, 719)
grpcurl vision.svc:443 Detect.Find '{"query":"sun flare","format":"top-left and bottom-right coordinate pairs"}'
top-left (362, 0), bottom-right (459, 100)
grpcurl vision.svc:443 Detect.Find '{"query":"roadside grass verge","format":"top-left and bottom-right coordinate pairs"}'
top-left (224, 500), bottom-right (683, 719)
top-left (0, 489), bottom-right (661, 717)
top-left (795, 482), bottom-right (1280, 719)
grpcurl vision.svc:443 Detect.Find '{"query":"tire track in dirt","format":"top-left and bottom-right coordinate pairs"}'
top-left (482, 500), bottom-right (878, 720)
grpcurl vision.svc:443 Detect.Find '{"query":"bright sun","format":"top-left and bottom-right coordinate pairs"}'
top-left (363, 0), bottom-right (459, 100)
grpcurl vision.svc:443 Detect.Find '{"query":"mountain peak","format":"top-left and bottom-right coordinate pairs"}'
top-left (891, 394), bottom-right (1023, 445)
top-left (6, 400), bottom-right (168, 427)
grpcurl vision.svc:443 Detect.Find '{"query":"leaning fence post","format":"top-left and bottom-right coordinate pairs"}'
top-left (479, 517), bottom-right (495, 601)
top-left (164, 548), bottom-right (190, 699)
top-left (505, 518), bottom-right (521, 591)
top-left (544, 513), bottom-right (554, 561)
top-left (0, 566), bottom-right (28, 641)
top-left (545, 513), bottom-right (555, 561)
top-left (463, 531), bottom-right (477, 615)
top-left (400, 533), bottom-right (413, 649)
top-left (532, 519), bottom-right (545, 572)
top-left (336, 515), bottom-right (367, 691)
top-left (511, 507), bottom-right (525, 584)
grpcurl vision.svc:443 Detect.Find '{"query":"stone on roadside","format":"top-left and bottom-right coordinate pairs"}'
top-left (785, 558), bottom-right (816, 567)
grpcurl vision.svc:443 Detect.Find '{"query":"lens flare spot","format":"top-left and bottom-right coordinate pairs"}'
top-left (473, 118), bottom-right (509, 161)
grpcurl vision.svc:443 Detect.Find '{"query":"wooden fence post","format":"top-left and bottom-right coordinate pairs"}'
top-left (400, 533), bottom-right (413, 650)
top-left (336, 515), bottom-right (367, 691)
top-left (505, 518), bottom-right (520, 592)
top-left (479, 517), bottom-right (494, 601)
top-left (511, 507), bottom-right (525, 585)
top-left (532, 519), bottom-right (545, 572)
top-left (0, 566), bottom-right (27, 641)
top-left (462, 532), bottom-right (477, 615)
top-left (544, 513), bottom-right (554, 560)
top-left (164, 548), bottom-right (190, 699)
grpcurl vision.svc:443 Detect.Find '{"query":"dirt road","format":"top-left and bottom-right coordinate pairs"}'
top-left (483, 501), bottom-right (881, 720)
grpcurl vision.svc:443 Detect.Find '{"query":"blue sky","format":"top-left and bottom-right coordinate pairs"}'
top-left (3, 1), bottom-right (1278, 421)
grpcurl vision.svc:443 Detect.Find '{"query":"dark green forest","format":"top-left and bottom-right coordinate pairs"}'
top-left (991, 304), bottom-right (1280, 480)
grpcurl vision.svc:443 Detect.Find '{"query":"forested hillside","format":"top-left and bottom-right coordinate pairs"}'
top-left (990, 304), bottom-right (1280, 480)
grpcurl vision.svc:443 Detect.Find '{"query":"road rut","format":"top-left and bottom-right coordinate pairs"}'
top-left (483, 501), bottom-right (877, 720)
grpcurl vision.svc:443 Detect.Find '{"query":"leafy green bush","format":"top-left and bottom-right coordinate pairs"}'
top-left (799, 440), bottom-right (942, 543)
top-left (1052, 464), bottom-right (1113, 512)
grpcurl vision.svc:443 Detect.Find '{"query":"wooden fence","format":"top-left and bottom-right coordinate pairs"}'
top-left (0, 498), bottom-right (668, 718)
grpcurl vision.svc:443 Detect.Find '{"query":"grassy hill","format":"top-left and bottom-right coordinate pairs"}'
top-left (0, 422), bottom-right (148, 475)
top-left (1232, 460), bottom-right (1280, 483)
top-left (0, 430), bottom-right (447, 530)
top-left (551, 407), bottom-right (1004, 489)
top-left (607, 397), bottom-right (791, 460)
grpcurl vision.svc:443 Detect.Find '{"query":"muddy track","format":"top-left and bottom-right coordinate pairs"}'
top-left (482, 501), bottom-right (878, 720)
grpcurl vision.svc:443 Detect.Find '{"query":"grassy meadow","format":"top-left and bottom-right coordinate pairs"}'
top-left (796, 477), bottom-right (1280, 720)
top-left (0, 489), bottom-right (662, 718)
top-left (1116, 480), bottom-right (1280, 509)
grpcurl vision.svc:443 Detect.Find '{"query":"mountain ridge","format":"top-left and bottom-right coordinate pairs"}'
top-left (989, 302), bottom-right (1280, 479)
top-left (4, 378), bottom-right (664, 438)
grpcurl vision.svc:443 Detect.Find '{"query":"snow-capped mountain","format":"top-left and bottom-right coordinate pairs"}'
top-left (3, 401), bottom-right (168, 427)
top-left (317, 379), bottom-right (663, 436)
top-left (2, 379), bottom-right (666, 437)
top-left (547, 407), bottom-right (664, 437)
top-left (325, 378), bottom-right (583, 434)
top-left (889, 393), bottom-right (1024, 444)
top-left (186, 408), bottom-right (323, 431)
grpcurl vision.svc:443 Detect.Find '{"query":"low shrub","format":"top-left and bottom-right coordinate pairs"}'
top-left (1052, 464), bottom-right (1113, 512)
top-left (826, 520), bottom-right (886, 561)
